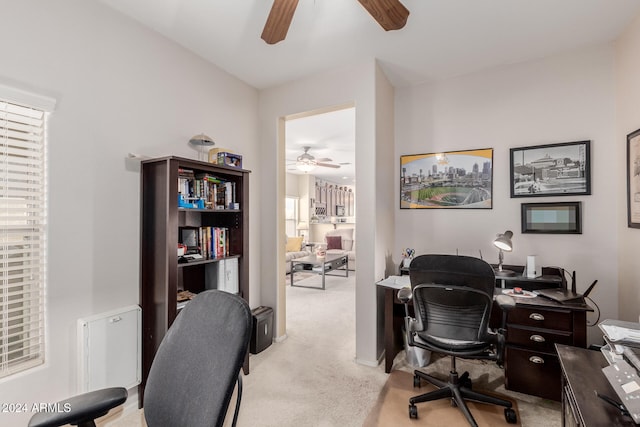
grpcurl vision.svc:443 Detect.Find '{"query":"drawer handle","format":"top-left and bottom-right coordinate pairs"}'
top-left (529, 313), bottom-right (545, 321)
top-left (529, 356), bottom-right (545, 364)
top-left (530, 334), bottom-right (545, 343)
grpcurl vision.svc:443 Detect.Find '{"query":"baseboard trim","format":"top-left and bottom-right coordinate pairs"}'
top-left (274, 333), bottom-right (288, 343)
top-left (355, 355), bottom-right (381, 368)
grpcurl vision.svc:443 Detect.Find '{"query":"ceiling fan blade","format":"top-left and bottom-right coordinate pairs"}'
top-left (316, 157), bottom-right (332, 162)
top-left (317, 162), bottom-right (341, 169)
top-left (356, 0), bottom-right (409, 31)
top-left (261, 0), bottom-right (299, 44)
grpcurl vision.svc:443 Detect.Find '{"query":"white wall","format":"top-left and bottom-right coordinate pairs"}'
top-left (285, 172), bottom-right (301, 197)
top-left (615, 12), bottom-right (640, 323)
top-left (0, 1), bottom-right (259, 425)
top-left (258, 62), bottom-right (387, 365)
top-left (395, 46), bottom-right (618, 344)
top-left (374, 63), bottom-right (397, 356)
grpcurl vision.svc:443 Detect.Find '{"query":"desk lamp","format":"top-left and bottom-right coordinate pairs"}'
top-left (493, 230), bottom-right (515, 277)
top-left (188, 133), bottom-right (215, 161)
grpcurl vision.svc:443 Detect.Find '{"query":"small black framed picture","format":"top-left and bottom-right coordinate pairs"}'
top-left (521, 202), bottom-right (582, 234)
top-left (627, 128), bottom-right (640, 228)
top-left (510, 141), bottom-right (591, 198)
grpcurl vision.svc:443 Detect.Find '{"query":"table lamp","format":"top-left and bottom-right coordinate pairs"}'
top-left (297, 221), bottom-right (309, 243)
top-left (493, 230), bottom-right (515, 276)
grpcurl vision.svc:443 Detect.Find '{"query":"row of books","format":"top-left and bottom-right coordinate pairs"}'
top-left (199, 226), bottom-right (230, 260)
top-left (178, 168), bottom-right (238, 210)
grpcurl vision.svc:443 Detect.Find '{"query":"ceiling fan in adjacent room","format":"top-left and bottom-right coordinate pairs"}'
top-left (289, 146), bottom-right (341, 172)
top-left (262, 0), bottom-right (410, 44)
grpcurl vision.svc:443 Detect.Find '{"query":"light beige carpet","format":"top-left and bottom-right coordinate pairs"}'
top-left (364, 370), bottom-right (521, 427)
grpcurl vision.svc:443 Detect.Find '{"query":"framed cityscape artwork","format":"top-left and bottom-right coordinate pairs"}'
top-left (627, 128), bottom-right (640, 228)
top-left (400, 148), bottom-right (493, 209)
top-left (510, 141), bottom-right (591, 198)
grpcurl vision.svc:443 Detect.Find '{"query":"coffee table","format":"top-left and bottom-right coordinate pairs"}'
top-left (290, 253), bottom-right (349, 290)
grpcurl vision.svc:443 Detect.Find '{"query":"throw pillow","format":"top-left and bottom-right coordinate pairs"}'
top-left (286, 236), bottom-right (303, 252)
top-left (326, 236), bottom-right (342, 250)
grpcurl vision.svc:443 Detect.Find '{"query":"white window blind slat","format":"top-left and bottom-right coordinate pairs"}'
top-left (0, 96), bottom-right (48, 378)
top-left (0, 129), bottom-right (43, 144)
top-left (1, 289), bottom-right (43, 303)
top-left (2, 323), bottom-right (44, 342)
top-left (0, 114), bottom-right (43, 130)
top-left (0, 144), bottom-right (44, 159)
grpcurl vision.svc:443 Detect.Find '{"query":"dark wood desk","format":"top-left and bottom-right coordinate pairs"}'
top-left (379, 271), bottom-right (592, 401)
top-left (557, 344), bottom-right (636, 426)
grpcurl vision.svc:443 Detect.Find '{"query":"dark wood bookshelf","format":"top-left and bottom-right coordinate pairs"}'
top-left (139, 156), bottom-right (250, 407)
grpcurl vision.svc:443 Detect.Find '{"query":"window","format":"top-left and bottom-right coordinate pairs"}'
top-left (0, 86), bottom-right (54, 378)
top-left (285, 197), bottom-right (299, 238)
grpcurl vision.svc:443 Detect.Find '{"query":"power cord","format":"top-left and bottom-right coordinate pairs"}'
top-left (586, 295), bottom-right (601, 327)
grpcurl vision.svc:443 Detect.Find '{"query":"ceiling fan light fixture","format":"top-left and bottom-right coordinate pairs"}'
top-left (296, 159), bottom-right (317, 172)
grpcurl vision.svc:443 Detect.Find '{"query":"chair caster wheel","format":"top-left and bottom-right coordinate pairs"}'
top-left (504, 408), bottom-right (517, 424)
top-left (413, 375), bottom-right (421, 388)
top-left (409, 404), bottom-right (418, 419)
top-left (459, 371), bottom-right (472, 389)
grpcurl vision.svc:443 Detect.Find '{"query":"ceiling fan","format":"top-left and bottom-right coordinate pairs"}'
top-left (262, 0), bottom-right (410, 45)
top-left (290, 146), bottom-right (341, 172)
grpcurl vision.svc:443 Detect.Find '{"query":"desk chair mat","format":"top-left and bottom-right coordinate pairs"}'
top-left (363, 370), bottom-right (521, 427)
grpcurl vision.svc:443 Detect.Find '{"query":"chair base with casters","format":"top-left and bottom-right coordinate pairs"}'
top-left (408, 355), bottom-right (517, 426)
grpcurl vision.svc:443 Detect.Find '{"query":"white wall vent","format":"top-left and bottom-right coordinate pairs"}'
top-left (77, 305), bottom-right (141, 392)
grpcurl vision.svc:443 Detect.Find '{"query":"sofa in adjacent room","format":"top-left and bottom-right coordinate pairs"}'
top-left (285, 236), bottom-right (311, 274)
top-left (324, 228), bottom-right (356, 271)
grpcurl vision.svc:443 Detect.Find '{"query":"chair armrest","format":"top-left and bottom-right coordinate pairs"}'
top-left (495, 294), bottom-right (516, 311)
top-left (28, 387), bottom-right (127, 427)
top-left (397, 287), bottom-right (412, 304)
top-left (493, 295), bottom-right (515, 367)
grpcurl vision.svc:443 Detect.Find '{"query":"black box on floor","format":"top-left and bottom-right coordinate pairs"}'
top-left (250, 306), bottom-right (273, 354)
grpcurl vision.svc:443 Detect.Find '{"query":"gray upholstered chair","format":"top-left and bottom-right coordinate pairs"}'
top-left (29, 290), bottom-right (252, 427)
top-left (398, 254), bottom-right (517, 427)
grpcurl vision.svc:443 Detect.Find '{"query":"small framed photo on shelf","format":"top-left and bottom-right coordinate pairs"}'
top-left (628, 128), bottom-right (640, 228)
top-left (521, 202), bottom-right (582, 234)
top-left (510, 141), bottom-right (591, 198)
top-left (400, 148), bottom-right (493, 209)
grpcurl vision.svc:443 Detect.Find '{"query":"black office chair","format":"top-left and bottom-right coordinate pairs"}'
top-left (29, 290), bottom-right (253, 427)
top-left (397, 254), bottom-right (517, 427)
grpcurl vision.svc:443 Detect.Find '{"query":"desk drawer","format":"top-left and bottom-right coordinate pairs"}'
top-left (507, 325), bottom-right (572, 353)
top-left (505, 347), bottom-right (561, 401)
top-left (508, 307), bottom-right (572, 331)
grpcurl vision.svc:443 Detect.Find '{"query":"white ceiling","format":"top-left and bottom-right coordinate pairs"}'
top-left (96, 0), bottom-right (640, 183)
top-left (96, 0), bottom-right (640, 90)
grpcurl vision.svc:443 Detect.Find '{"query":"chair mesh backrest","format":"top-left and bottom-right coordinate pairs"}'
top-left (409, 254), bottom-right (495, 342)
top-left (144, 290), bottom-right (252, 427)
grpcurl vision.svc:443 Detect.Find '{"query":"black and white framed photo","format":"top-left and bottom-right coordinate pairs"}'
top-left (400, 148), bottom-right (493, 209)
top-left (510, 141), bottom-right (591, 198)
top-left (521, 202), bottom-right (582, 234)
top-left (627, 128), bottom-right (640, 228)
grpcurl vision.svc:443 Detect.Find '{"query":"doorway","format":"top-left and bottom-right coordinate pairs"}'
top-left (282, 104), bottom-right (356, 334)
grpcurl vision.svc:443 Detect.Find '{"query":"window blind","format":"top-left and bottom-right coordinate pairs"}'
top-left (0, 98), bottom-right (48, 378)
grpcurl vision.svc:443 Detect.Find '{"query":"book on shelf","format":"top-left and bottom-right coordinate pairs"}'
top-left (177, 173), bottom-right (239, 210)
top-left (194, 226), bottom-right (230, 260)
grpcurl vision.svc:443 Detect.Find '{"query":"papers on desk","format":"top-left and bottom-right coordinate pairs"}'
top-left (376, 275), bottom-right (410, 290)
top-left (600, 319), bottom-right (640, 348)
